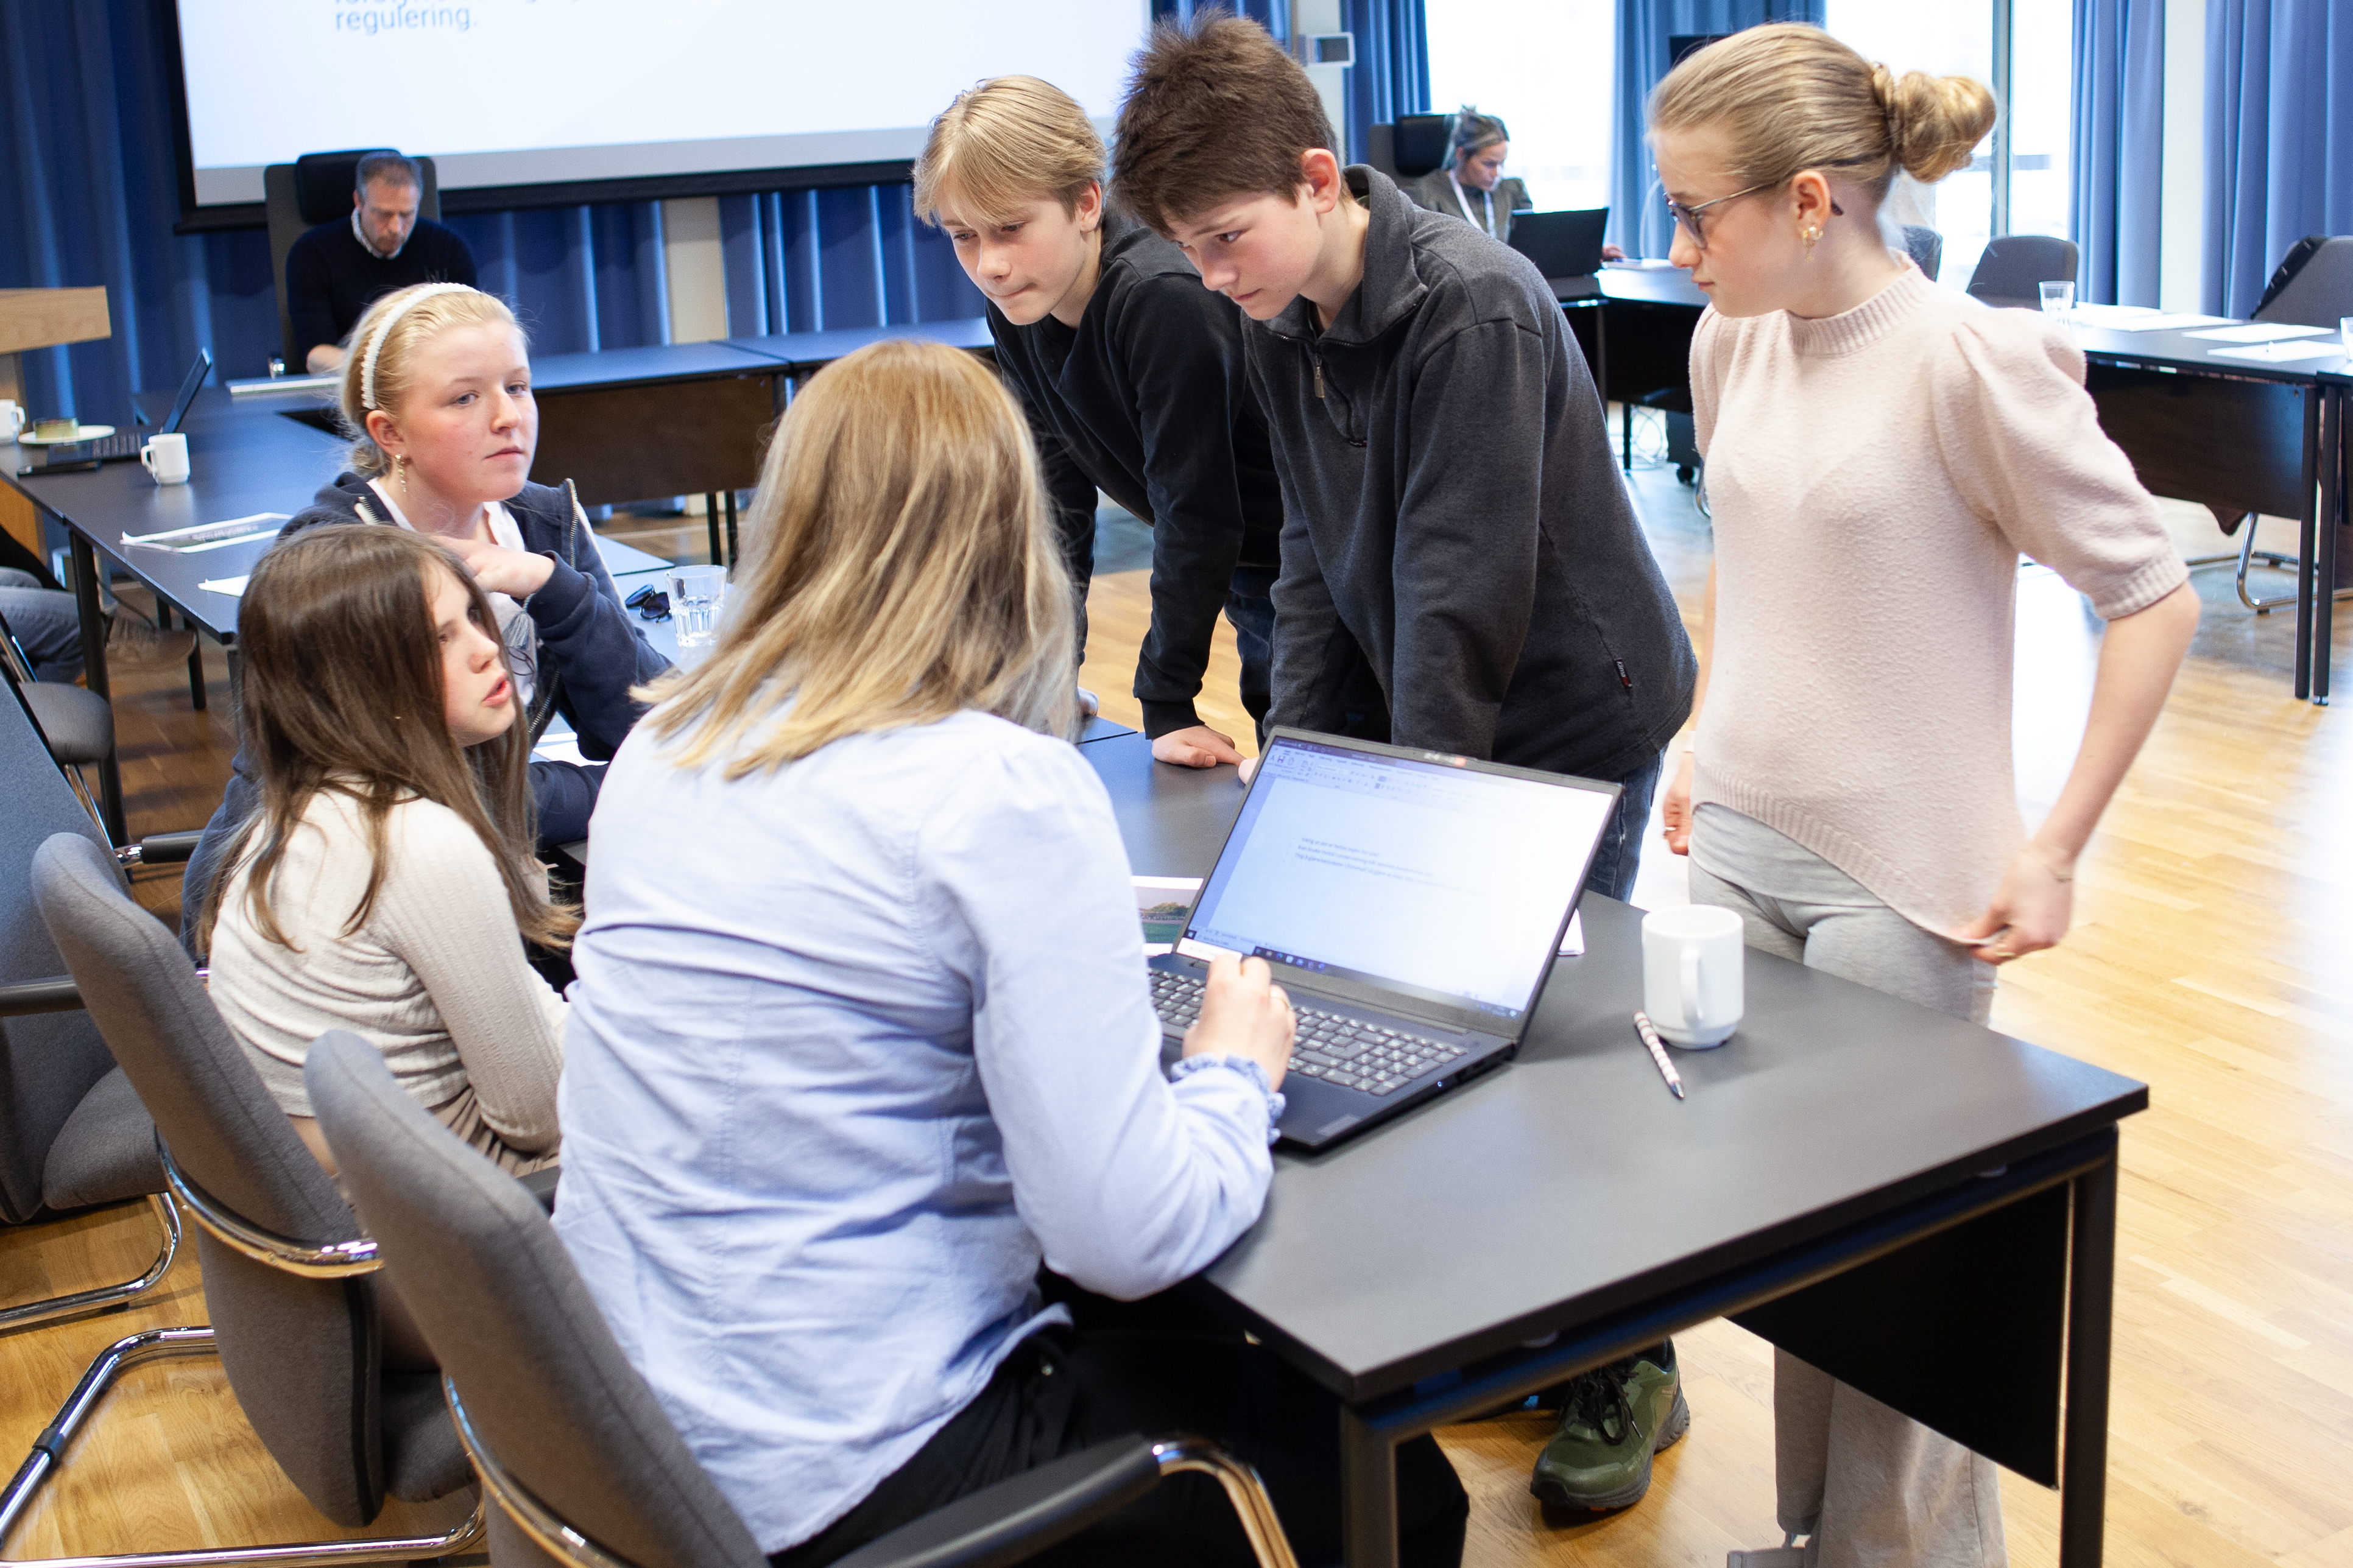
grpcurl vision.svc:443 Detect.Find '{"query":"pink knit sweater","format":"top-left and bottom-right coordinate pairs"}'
top-left (1688, 264), bottom-right (2187, 935)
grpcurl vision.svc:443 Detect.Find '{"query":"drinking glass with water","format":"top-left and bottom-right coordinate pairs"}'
top-left (2038, 280), bottom-right (2075, 319)
top-left (667, 564), bottom-right (728, 664)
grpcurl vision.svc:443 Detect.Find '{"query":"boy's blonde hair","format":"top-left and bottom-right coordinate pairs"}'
top-left (1649, 24), bottom-right (1995, 203)
top-left (914, 76), bottom-right (1107, 227)
top-left (635, 339), bottom-right (1077, 773)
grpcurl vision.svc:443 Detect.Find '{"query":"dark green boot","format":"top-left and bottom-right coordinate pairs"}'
top-left (1528, 1340), bottom-right (1689, 1511)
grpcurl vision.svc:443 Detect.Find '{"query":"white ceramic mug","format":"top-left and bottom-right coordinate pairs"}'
top-left (141, 432), bottom-right (191, 485)
top-left (1642, 904), bottom-right (1745, 1047)
top-left (0, 400), bottom-right (21, 441)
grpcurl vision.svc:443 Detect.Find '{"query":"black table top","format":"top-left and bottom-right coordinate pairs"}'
top-left (1073, 736), bottom-right (2149, 1404)
top-left (2068, 319), bottom-right (2350, 384)
top-left (725, 318), bottom-right (994, 372)
top-left (528, 342), bottom-right (786, 393)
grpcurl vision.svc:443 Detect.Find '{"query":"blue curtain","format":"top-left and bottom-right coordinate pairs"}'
top-left (2204, 0), bottom-right (2353, 319)
top-left (1, 0), bottom-right (981, 423)
top-left (1343, 0), bottom-right (1431, 165)
top-left (1608, 0), bottom-right (1825, 259)
top-left (2070, 0), bottom-right (2165, 307)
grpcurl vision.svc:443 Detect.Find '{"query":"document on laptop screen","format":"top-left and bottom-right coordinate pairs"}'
top-left (1182, 740), bottom-right (1614, 1021)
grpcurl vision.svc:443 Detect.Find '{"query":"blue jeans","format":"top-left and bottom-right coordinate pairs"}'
top-left (1583, 748), bottom-right (1664, 904)
top-left (0, 567), bottom-right (85, 683)
top-left (1224, 564), bottom-right (1276, 745)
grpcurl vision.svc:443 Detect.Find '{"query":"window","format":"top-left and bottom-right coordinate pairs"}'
top-left (1826, 0), bottom-right (2074, 292)
top-left (1424, 0), bottom-right (1617, 214)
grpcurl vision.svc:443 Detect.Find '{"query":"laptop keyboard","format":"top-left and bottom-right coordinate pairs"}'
top-left (1149, 969), bottom-right (1469, 1097)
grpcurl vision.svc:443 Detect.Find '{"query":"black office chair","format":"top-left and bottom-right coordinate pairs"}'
top-left (2192, 235), bottom-right (2353, 608)
top-left (1965, 234), bottom-right (2079, 310)
top-left (264, 150), bottom-right (443, 372)
top-left (1901, 224), bottom-right (1944, 283)
top-left (1366, 114), bottom-right (1453, 182)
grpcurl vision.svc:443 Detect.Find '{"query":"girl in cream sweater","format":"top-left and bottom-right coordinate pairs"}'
top-left (1648, 25), bottom-right (2198, 1568)
top-left (202, 524), bottom-right (573, 1180)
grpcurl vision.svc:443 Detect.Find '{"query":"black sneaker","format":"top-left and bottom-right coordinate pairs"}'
top-left (1528, 1340), bottom-right (1690, 1511)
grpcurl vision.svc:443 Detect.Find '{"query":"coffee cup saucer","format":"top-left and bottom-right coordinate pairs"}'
top-left (18, 424), bottom-right (117, 446)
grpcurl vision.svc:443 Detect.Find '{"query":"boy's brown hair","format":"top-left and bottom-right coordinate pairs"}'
top-left (1110, 10), bottom-right (1334, 236)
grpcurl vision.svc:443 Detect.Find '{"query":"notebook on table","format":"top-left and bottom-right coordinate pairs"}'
top-left (1148, 728), bottom-right (1619, 1150)
top-left (1508, 209), bottom-right (1611, 300)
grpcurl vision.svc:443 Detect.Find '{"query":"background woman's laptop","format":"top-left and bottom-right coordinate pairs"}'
top-left (13, 350), bottom-right (213, 474)
top-left (1148, 729), bottom-right (1620, 1150)
top-left (1508, 209), bottom-right (1612, 300)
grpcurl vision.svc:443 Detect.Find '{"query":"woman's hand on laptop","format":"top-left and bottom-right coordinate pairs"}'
top-left (1182, 954), bottom-right (1296, 1089)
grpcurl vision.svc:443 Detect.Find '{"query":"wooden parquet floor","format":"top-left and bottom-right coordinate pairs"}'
top-left (5, 463), bottom-right (2351, 1566)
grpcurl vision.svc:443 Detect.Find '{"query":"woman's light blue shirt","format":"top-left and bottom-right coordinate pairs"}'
top-left (554, 709), bottom-right (1273, 1553)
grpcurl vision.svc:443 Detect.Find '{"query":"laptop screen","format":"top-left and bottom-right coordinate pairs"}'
top-left (161, 350), bottom-right (214, 434)
top-left (1178, 736), bottom-right (1618, 1029)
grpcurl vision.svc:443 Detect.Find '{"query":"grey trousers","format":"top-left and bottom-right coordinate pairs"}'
top-left (1688, 834), bottom-right (2005, 1568)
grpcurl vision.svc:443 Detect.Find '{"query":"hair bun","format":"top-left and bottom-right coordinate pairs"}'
top-left (1879, 65), bottom-right (1995, 183)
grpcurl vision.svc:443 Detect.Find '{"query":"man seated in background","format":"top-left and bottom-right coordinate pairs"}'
top-left (285, 150), bottom-right (478, 374)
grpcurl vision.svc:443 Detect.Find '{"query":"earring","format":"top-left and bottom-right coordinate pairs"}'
top-left (395, 452), bottom-right (409, 494)
top-left (1802, 225), bottom-right (1821, 257)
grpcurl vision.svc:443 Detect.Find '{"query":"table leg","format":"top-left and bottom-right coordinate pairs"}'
top-left (724, 488), bottom-right (740, 567)
top-left (704, 493), bottom-right (724, 567)
top-left (2295, 390), bottom-right (2319, 700)
top-left (2315, 387), bottom-right (2340, 706)
top-left (2059, 1145), bottom-right (2118, 1568)
top-left (182, 608), bottom-right (206, 712)
top-left (66, 532), bottom-right (126, 844)
top-left (1338, 1405), bottom-right (1399, 1568)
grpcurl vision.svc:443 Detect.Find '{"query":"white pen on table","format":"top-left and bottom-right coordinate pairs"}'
top-left (1632, 1010), bottom-right (1685, 1100)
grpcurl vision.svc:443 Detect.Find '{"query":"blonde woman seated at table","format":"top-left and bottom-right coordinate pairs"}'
top-left (554, 339), bottom-right (1467, 1566)
top-left (201, 524), bottom-right (572, 1185)
top-left (1405, 107), bottom-right (1626, 259)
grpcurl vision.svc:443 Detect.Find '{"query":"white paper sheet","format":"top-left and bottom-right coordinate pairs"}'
top-left (195, 575), bottom-right (250, 596)
top-left (121, 513), bottom-right (288, 550)
top-left (2206, 341), bottom-right (2348, 364)
top-left (1558, 912), bottom-right (1586, 956)
top-left (2088, 312), bottom-right (2233, 332)
top-left (2184, 323), bottom-right (2330, 343)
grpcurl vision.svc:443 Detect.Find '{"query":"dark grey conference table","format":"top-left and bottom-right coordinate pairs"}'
top-left (1076, 730), bottom-right (2145, 1568)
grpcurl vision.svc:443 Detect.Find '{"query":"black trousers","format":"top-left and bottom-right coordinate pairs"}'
top-left (770, 1317), bottom-right (1467, 1568)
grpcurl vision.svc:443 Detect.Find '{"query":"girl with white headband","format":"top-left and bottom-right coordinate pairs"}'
top-left (181, 282), bottom-right (669, 952)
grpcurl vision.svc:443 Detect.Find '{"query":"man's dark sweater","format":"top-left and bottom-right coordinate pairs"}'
top-left (989, 213), bottom-right (1283, 738)
top-left (1243, 167), bottom-right (1695, 782)
top-left (286, 216), bottom-right (478, 357)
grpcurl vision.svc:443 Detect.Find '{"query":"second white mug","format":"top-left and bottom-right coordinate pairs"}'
top-left (0, 399), bottom-right (21, 442)
top-left (1641, 904), bottom-right (1745, 1048)
top-left (141, 432), bottom-right (191, 485)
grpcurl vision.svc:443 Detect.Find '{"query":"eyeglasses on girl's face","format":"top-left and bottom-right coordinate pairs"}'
top-left (1663, 179), bottom-right (1842, 250)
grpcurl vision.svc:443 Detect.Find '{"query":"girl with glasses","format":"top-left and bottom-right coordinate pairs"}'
top-left (1648, 24), bottom-right (2198, 1568)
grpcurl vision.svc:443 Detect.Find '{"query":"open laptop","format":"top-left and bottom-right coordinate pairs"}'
top-left (1148, 728), bottom-right (1620, 1150)
top-left (15, 350), bottom-right (213, 474)
top-left (1509, 209), bottom-right (1611, 300)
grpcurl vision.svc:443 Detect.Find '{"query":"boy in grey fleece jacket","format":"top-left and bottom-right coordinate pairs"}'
top-left (1113, 16), bottom-right (1694, 906)
top-left (1113, 15), bottom-right (1696, 1522)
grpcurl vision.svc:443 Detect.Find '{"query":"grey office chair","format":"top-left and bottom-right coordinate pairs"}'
top-left (1900, 224), bottom-right (1944, 283)
top-left (302, 1030), bottom-right (1302, 1568)
top-left (0, 606), bottom-right (208, 865)
top-left (265, 150), bottom-right (443, 372)
top-left (10, 832), bottom-right (485, 1566)
top-left (0, 694), bottom-right (178, 1342)
top-left (2192, 235), bottom-right (2353, 610)
top-left (1965, 234), bottom-right (2079, 309)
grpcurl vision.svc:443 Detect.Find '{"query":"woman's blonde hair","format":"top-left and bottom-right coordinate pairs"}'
top-left (913, 75), bottom-right (1107, 227)
top-left (336, 284), bottom-right (526, 476)
top-left (635, 338), bottom-right (1077, 773)
top-left (1649, 24), bottom-right (1996, 204)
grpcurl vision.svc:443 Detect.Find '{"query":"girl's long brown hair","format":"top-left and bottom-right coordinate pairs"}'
top-left (637, 337), bottom-right (1076, 773)
top-left (199, 526), bottom-right (573, 954)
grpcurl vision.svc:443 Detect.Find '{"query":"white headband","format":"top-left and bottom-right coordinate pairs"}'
top-left (360, 283), bottom-right (479, 411)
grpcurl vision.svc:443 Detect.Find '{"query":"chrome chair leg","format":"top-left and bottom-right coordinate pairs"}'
top-left (0, 1326), bottom-right (487, 1567)
top-left (1154, 1437), bottom-right (1303, 1568)
top-left (0, 1194), bottom-right (181, 1335)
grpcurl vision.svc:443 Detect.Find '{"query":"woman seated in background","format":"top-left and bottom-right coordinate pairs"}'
top-left (1407, 107), bottom-right (1626, 259)
top-left (552, 340), bottom-right (1466, 1566)
top-left (201, 524), bottom-right (570, 1182)
top-left (182, 281), bottom-right (667, 946)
